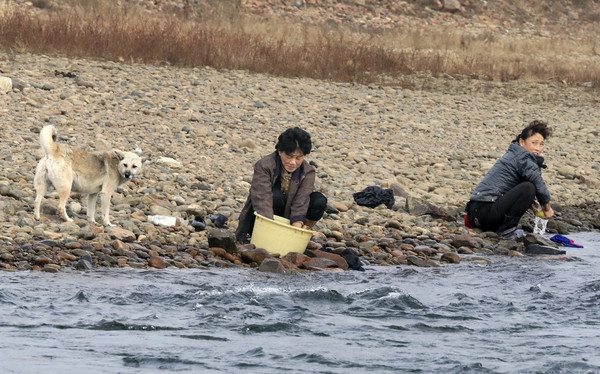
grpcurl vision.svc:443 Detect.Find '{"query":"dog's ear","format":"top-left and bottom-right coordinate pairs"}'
top-left (114, 150), bottom-right (125, 161)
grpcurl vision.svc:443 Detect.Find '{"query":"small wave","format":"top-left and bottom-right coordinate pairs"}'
top-left (290, 288), bottom-right (348, 302)
top-left (534, 360), bottom-right (600, 374)
top-left (291, 353), bottom-right (341, 366)
top-left (423, 312), bottom-right (482, 321)
top-left (180, 334), bottom-right (228, 341)
top-left (579, 280), bottom-right (600, 293)
top-left (0, 290), bottom-right (19, 306)
top-left (411, 322), bottom-right (475, 333)
top-left (346, 287), bottom-right (428, 316)
top-left (67, 290), bottom-right (89, 303)
top-left (244, 347), bottom-right (265, 357)
top-left (89, 320), bottom-right (181, 331)
top-left (241, 321), bottom-right (301, 334)
top-left (122, 354), bottom-right (207, 370)
top-left (385, 324), bottom-right (410, 331)
top-left (443, 362), bottom-right (498, 374)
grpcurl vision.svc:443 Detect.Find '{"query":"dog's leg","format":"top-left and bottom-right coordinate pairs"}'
top-left (33, 165), bottom-right (48, 220)
top-left (87, 193), bottom-right (98, 223)
top-left (100, 190), bottom-right (114, 226)
top-left (57, 184), bottom-right (74, 222)
top-left (52, 169), bottom-right (74, 223)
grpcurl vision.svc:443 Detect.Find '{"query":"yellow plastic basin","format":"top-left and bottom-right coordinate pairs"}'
top-left (250, 212), bottom-right (315, 256)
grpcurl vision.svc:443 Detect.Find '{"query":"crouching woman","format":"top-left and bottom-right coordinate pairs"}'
top-left (236, 127), bottom-right (327, 243)
top-left (465, 120), bottom-right (554, 239)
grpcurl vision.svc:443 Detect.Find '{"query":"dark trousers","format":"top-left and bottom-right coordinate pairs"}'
top-left (467, 182), bottom-right (536, 232)
top-left (272, 188), bottom-right (327, 222)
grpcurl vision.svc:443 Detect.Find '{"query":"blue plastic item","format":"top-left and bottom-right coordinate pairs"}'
top-left (549, 234), bottom-right (584, 248)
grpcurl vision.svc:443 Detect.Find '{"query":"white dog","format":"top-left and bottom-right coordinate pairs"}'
top-left (33, 125), bottom-right (143, 226)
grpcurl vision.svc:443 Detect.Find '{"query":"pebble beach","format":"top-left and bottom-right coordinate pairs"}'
top-left (1, 51), bottom-right (599, 272)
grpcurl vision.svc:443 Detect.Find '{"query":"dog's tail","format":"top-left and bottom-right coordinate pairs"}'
top-left (39, 125), bottom-right (58, 157)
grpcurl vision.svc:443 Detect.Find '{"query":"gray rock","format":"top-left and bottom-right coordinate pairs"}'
top-left (390, 183), bottom-right (409, 198)
top-left (42, 264), bottom-right (60, 273)
top-left (71, 249), bottom-right (91, 257)
top-left (524, 244), bottom-right (566, 255)
top-left (107, 227), bottom-right (136, 242)
top-left (207, 228), bottom-right (237, 253)
top-left (450, 234), bottom-right (481, 249)
top-left (99, 254), bottom-right (118, 265)
top-left (75, 259), bottom-right (93, 271)
top-left (405, 197), bottom-right (455, 221)
top-left (523, 233), bottom-right (558, 248)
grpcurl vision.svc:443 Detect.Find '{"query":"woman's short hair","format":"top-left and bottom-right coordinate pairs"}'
top-left (513, 120), bottom-right (552, 143)
top-left (275, 127), bottom-right (312, 155)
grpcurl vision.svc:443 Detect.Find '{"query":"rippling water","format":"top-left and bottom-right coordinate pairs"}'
top-left (2, 233), bottom-right (600, 374)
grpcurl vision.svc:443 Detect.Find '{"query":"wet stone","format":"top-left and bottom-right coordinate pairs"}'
top-left (413, 245), bottom-right (435, 257)
top-left (457, 246), bottom-right (474, 254)
top-left (34, 256), bottom-right (52, 266)
top-left (76, 259), bottom-right (93, 271)
top-left (258, 258), bottom-right (285, 274)
top-left (148, 256), bottom-right (167, 269)
top-left (309, 249), bottom-right (349, 270)
top-left (451, 234), bottom-right (481, 249)
top-left (207, 228), bottom-right (237, 253)
top-left (135, 250), bottom-right (151, 259)
top-left (240, 247), bottom-right (270, 265)
top-left (99, 254), bottom-right (118, 265)
top-left (283, 252), bottom-right (310, 267)
top-left (114, 248), bottom-right (137, 258)
top-left (524, 244), bottom-right (567, 255)
top-left (42, 264), bottom-right (61, 273)
top-left (406, 255), bottom-right (441, 267)
top-left (302, 257), bottom-right (339, 270)
top-left (441, 253), bottom-right (460, 264)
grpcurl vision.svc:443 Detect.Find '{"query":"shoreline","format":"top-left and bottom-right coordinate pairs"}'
top-left (1, 53), bottom-right (599, 272)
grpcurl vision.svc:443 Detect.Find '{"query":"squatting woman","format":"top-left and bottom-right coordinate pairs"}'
top-left (236, 127), bottom-right (327, 243)
top-left (465, 120), bottom-right (554, 239)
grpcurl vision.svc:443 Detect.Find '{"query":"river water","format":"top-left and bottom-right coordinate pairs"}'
top-left (1, 232), bottom-right (599, 374)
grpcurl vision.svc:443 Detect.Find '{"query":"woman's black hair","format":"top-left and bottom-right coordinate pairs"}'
top-left (275, 127), bottom-right (312, 155)
top-left (513, 120), bottom-right (551, 143)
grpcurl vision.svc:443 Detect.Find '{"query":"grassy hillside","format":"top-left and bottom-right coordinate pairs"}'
top-left (1, 0), bottom-right (599, 86)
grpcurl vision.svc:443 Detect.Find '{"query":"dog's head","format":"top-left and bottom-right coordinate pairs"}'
top-left (115, 151), bottom-right (144, 180)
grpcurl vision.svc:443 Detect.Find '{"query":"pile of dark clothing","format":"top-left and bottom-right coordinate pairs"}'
top-left (353, 186), bottom-right (395, 209)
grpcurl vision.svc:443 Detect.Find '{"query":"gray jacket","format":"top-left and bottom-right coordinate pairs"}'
top-left (470, 142), bottom-right (551, 205)
top-left (236, 152), bottom-right (315, 239)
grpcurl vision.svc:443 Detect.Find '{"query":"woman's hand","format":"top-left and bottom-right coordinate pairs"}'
top-left (542, 203), bottom-right (554, 219)
top-left (291, 221), bottom-right (304, 228)
top-left (530, 200), bottom-right (540, 213)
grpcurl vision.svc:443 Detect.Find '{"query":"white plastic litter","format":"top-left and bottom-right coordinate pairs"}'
top-left (533, 216), bottom-right (548, 235)
top-left (148, 215), bottom-right (177, 226)
top-left (0, 76), bottom-right (12, 94)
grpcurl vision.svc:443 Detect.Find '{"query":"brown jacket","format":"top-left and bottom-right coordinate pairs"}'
top-left (236, 151), bottom-right (315, 238)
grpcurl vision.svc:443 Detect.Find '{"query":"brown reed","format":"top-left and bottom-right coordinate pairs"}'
top-left (0, 1), bottom-right (598, 87)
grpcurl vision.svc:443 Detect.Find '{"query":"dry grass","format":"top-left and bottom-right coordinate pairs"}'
top-left (0, 0), bottom-right (599, 86)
